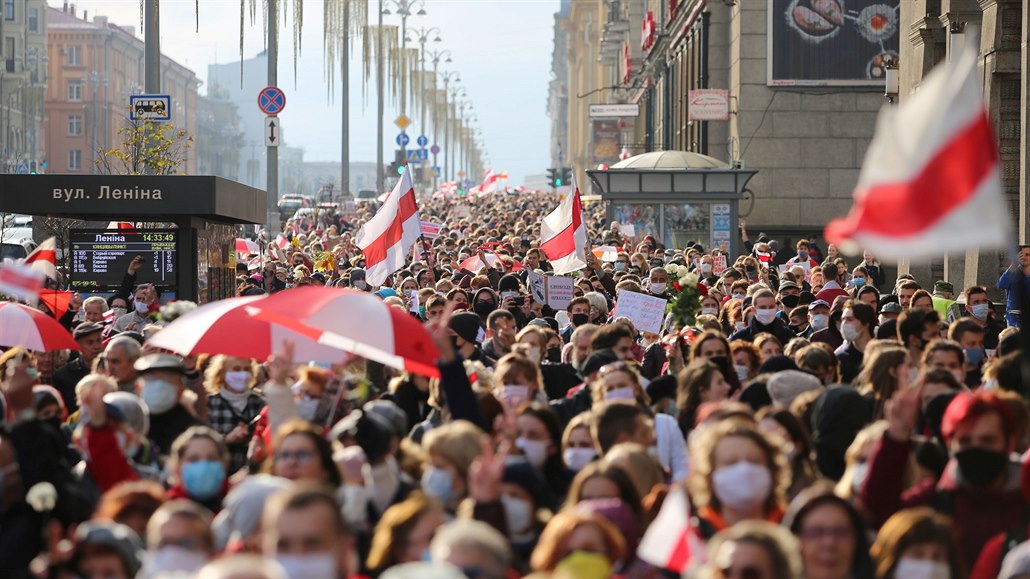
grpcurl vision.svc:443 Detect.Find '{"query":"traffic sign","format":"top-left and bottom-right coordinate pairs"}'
top-left (406, 149), bottom-right (428, 162)
top-left (16, 162), bottom-right (29, 174)
top-left (129, 94), bottom-right (171, 121)
top-left (430, 144), bottom-right (440, 155)
top-left (416, 135), bottom-right (429, 147)
top-left (265, 116), bottom-right (280, 147)
top-left (394, 115), bottom-right (411, 130)
top-left (433, 166), bottom-right (441, 176)
top-left (258, 86), bottom-right (287, 115)
top-left (396, 133), bottom-right (410, 147)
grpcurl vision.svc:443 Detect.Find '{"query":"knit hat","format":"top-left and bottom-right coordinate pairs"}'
top-left (766, 370), bottom-right (822, 407)
top-left (212, 475), bottom-right (293, 551)
top-left (449, 311), bottom-right (485, 345)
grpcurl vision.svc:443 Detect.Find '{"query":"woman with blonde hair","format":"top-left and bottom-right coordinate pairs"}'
top-left (366, 493), bottom-right (445, 574)
top-left (204, 355), bottom-right (265, 473)
top-left (853, 345), bottom-right (912, 419)
top-left (870, 507), bottom-right (964, 579)
top-left (420, 420), bottom-right (485, 511)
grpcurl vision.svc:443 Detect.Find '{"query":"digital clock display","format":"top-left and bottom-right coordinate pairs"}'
top-left (70, 229), bottom-right (177, 290)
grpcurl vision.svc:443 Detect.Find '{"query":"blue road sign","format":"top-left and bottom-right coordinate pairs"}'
top-left (396, 133), bottom-right (410, 147)
top-left (406, 149), bottom-right (428, 162)
top-left (416, 135), bottom-right (429, 147)
top-left (16, 162), bottom-right (29, 174)
top-left (433, 166), bottom-right (441, 176)
top-left (258, 86), bottom-right (287, 115)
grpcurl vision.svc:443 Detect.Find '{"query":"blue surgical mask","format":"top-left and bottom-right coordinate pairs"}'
top-left (964, 347), bottom-right (985, 367)
top-left (970, 303), bottom-right (989, 320)
top-left (181, 460), bottom-right (226, 500)
top-left (614, 261), bottom-right (626, 271)
top-left (798, 250), bottom-right (809, 261)
top-left (421, 466), bottom-right (458, 504)
top-left (852, 277), bottom-right (866, 287)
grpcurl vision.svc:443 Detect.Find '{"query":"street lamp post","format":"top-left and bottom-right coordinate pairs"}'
top-left (445, 84), bottom-right (463, 182)
top-left (427, 50), bottom-right (451, 190)
top-left (406, 26), bottom-right (439, 190)
top-left (439, 71), bottom-right (459, 183)
top-left (382, 0), bottom-right (424, 162)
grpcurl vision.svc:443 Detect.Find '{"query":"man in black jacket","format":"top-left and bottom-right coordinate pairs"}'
top-left (729, 289), bottom-right (796, 345)
top-left (53, 322), bottom-right (106, 413)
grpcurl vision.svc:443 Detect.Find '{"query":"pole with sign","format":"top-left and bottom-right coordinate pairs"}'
top-left (258, 82), bottom-right (286, 234)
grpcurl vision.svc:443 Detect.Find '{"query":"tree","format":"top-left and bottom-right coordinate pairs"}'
top-left (95, 115), bottom-right (193, 176)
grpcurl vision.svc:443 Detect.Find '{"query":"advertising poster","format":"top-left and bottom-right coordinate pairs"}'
top-left (592, 119), bottom-right (620, 165)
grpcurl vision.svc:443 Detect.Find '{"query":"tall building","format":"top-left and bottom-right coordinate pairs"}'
top-left (207, 53), bottom-right (271, 189)
top-left (195, 82), bottom-right (243, 179)
top-left (45, 5), bottom-right (200, 174)
top-left (0, 0), bottom-right (48, 173)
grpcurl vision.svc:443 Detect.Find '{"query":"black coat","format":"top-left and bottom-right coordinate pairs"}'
top-left (149, 404), bottom-right (202, 457)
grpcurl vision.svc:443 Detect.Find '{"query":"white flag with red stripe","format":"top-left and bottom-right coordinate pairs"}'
top-left (637, 486), bottom-right (706, 573)
top-left (0, 262), bottom-right (45, 303)
top-left (825, 45), bottom-right (1010, 260)
top-left (355, 168), bottom-right (422, 287)
top-left (540, 174), bottom-right (588, 275)
top-left (23, 237), bottom-right (58, 280)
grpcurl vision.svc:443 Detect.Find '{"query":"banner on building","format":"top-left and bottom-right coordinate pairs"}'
top-left (767, 1), bottom-right (900, 86)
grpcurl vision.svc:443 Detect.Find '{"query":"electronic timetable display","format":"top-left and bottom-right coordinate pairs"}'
top-left (70, 230), bottom-right (177, 290)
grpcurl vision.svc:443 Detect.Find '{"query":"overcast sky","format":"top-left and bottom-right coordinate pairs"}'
top-left (46, 0), bottom-right (556, 185)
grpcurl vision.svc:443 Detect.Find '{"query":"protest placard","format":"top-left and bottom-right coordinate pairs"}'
top-left (527, 270), bottom-right (577, 310)
top-left (420, 222), bottom-right (443, 239)
top-left (612, 290), bottom-right (668, 334)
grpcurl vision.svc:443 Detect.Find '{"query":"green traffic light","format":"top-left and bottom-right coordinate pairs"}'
top-left (555, 179), bottom-right (562, 186)
top-left (398, 165), bottom-right (406, 175)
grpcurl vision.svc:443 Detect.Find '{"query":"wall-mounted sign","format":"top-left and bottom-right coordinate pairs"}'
top-left (589, 104), bottom-right (640, 118)
top-left (688, 89), bottom-right (730, 121)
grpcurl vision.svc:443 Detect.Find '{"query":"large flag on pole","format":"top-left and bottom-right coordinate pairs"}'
top-left (355, 168), bottom-right (422, 287)
top-left (23, 237), bottom-right (58, 280)
top-left (540, 173), bottom-right (588, 275)
top-left (825, 44), bottom-right (1010, 260)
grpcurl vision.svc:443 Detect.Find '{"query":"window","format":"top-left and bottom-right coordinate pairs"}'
top-left (66, 45), bottom-right (81, 66)
top-left (28, 8), bottom-right (38, 32)
top-left (69, 150), bottom-right (82, 171)
top-left (3, 37), bottom-right (12, 60)
top-left (68, 115), bottom-right (82, 136)
top-left (3, 0), bottom-right (14, 21)
top-left (67, 81), bottom-right (82, 102)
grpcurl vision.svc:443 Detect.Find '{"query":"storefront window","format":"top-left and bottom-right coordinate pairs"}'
top-left (612, 203), bottom-right (660, 243)
top-left (662, 203), bottom-right (710, 249)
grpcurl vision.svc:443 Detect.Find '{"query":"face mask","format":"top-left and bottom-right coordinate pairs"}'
top-left (701, 307), bottom-right (719, 317)
top-left (841, 322), bottom-right (862, 343)
top-left (968, 303), bottom-right (989, 320)
top-left (650, 282), bottom-right (667, 295)
top-left (571, 312), bottom-right (590, 326)
top-left (546, 347), bottom-right (562, 363)
top-left (712, 461), bottom-right (771, 510)
top-left (141, 546), bottom-right (208, 578)
top-left (500, 495), bottom-right (534, 535)
top-left (421, 466), bottom-right (458, 504)
top-left (754, 308), bottom-right (777, 325)
top-left (852, 277), bottom-right (866, 287)
top-left (733, 364), bottom-right (750, 382)
top-left (525, 347), bottom-right (541, 364)
top-left (731, 293), bottom-right (745, 301)
top-left (632, 261), bottom-right (643, 269)
top-left (798, 251), bottom-right (809, 261)
top-left (963, 347), bottom-right (985, 367)
top-left (893, 558), bottom-right (951, 579)
top-left (564, 448), bottom-right (596, 471)
top-left (954, 447), bottom-right (1008, 487)
top-left (499, 384), bottom-right (529, 408)
top-left (850, 462), bottom-right (869, 494)
top-left (516, 437), bottom-right (550, 469)
top-left (134, 300), bottom-right (150, 314)
top-left (555, 551), bottom-right (613, 579)
top-left (180, 460), bottom-right (226, 500)
top-left (223, 371), bottom-right (251, 392)
top-left (295, 395), bottom-right (320, 421)
top-left (141, 379), bottom-right (179, 414)
top-left (734, 321), bottom-right (746, 332)
top-left (473, 301), bottom-right (496, 318)
top-left (614, 262), bottom-right (626, 271)
top-left (275, 553), bottom-right (338, 579)
top-left (603, 387), bottom-right (636, 402)
top-left (354, 280), bottom-right (368, 290)
top-left (810, 314), bottom-right (829, 331)
top-left (111, 307), bottom-right (127, 318)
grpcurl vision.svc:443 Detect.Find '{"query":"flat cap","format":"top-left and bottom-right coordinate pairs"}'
top-left (133, 353), bottom-right (187, 374)
top-left (73, 322), bottom-right (104, 339)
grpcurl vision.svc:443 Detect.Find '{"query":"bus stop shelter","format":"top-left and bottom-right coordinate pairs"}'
top-left (0, 174), bottom-right (265, 303)
top-left (586, 151), bottom-right (757, 256)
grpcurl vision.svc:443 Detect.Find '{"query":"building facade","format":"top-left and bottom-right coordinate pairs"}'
top-left (45, 5), bottom-right (200, 175)
top-left (195, 83), bottom-right (243, 180)
top-left (0, 0), bottom-right (48, 173)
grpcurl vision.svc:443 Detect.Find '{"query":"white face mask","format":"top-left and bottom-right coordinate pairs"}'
top-left (563, 447), bottom-right (596, 471)
top-left (603, 386), bottom-right (636, 402)
top-left (841, 322), bottom-right (862, 342)
top-left (140, 546), bottom-right (209, 578)
top-left (754, 308), bottom-right (777, 325)
top-left (223, 370), bottom-right (251, 392)
top-left (295, 395), bottom-right (320, 421)
top-left (734, 364), bottom-right (750, 382)
top-left (275, 553), bottom-right (338, 579)
top-left (893, 557), bottom-right (951, 579)
top-left (501, 494), bottom-right (534, 535)
top-left (650, 282), bottom-right (667, 294)
top-left (701, 263), bottom-right (713, 274)
top-left (499, 384), bottom-right (530, 408)
top-left (850, 462), bottom-right (869, 494)
top-left (810, 313), bottom-right (829, 331)
top-left (712, 461), bottom-right (771, 510)
top-left (516, 437), bottom-right (550, 469)
top-left (141, 379), bottom-right (179, 414)
top-left (700, 307), bottom-right (719, 317)
top-left (134, 300), bottom-right (150, 314)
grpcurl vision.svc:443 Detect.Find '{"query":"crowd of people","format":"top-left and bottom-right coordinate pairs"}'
top-left (1, 190), bottom-right (1029, 579)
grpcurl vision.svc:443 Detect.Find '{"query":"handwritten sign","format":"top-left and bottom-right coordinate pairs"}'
top-left (528, 270), bottom-right (576, 310)
top-left (420, 221), bottom-right (442, 239)
top-left (612, 289), bottom-right (667, 334)
top-left (620, 223), bottom-right (636, 239)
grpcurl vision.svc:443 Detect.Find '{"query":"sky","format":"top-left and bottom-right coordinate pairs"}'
top-left (46, 0), bottom-right (557, 185)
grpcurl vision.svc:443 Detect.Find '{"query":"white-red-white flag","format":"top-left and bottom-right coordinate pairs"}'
top-left (23, 237), bottom-right (57, 280)
top-left (355, 168), bottom-right (422, 287)
top-left (637, 486), bottom-right (706, 573)
top-left (825, 44), bottom-right (1010, 260)
top-left (540, 174), bottom-right (588, 275)
top-left (0, 262), bottom-right (45, 303)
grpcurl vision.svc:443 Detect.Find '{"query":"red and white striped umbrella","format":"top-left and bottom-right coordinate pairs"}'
top-left (459, 253), bottom-right (523, 273)
top-left (246, 286), bottom-right (441, 377)
top-left (235, 238), bottom-right (260, 255)
top-left (146, 295), bottom-right (351, 364)
top-left (0, 302), bottom-right (79, 351)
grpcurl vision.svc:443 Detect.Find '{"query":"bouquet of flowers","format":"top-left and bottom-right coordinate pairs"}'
top-left (664, 264), bottom-right (703, 330)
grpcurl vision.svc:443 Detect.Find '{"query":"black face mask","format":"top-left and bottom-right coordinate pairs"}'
top-left (571, 313), bottom-right (590, 327)
top-left (473, 301), bottom-right (496, 319)
top-left (546, 346), bottom-right (562, 363)
top-left (954, 447), bottom-right (1008, 487)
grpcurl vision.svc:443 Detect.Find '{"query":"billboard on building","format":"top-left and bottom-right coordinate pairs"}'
top-left (592, 119), bottom-right (621, 166)
top-left (767, 1), bottom-right (899, 86)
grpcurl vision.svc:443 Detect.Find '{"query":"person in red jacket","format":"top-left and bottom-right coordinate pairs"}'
top-left (74, 375), bottom-right (140, 493)
top-left (860, 389), bottom-right (1025, 570)
top-left (970, 453), bottom-right (1030, 579)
